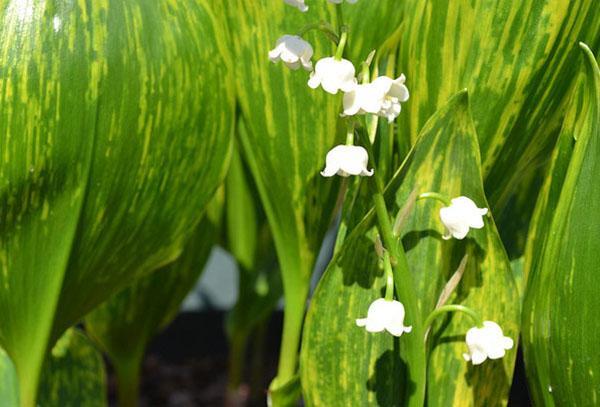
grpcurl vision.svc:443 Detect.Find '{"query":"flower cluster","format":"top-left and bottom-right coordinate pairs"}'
top-left (273, 0), bottom-right (511, 368)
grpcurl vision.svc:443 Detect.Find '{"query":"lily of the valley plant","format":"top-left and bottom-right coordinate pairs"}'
top-left (267, 0), bottom-right (515, 404)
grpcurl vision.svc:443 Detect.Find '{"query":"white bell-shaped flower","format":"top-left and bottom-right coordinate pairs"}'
top-left (372, 75), bottom-right (410, 122)
top-left (356, 298), bottom-right (412, 337)
top-left (320, 145), bottom-right (373, 177)
top-left (308, 57), bottom-right (357, 94)
top-left (463, 321), bottom-right (514, 365)
top-left (268, 35), bottom-right (313, 71)
top-left (342, 75), bottom-right (409, 122)
top-left (439, 196), bottom-right (488, 240)
top-left (284, 0), bottom-right (308, 12)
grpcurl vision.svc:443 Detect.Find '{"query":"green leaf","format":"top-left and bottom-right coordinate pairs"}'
top-left (343, 1), bottom-right (404, 63)
top-left (398, 0), bottom-right (599, 229)
top-left (38, 329), bottom-right (106, 407)
top-left (0, 347), bottom-right (19, 405)
top-left (85, 192), bottom-right (223, 406)
top-left (301, 91), bottom-right (519, 406)
top-left (522, 43), bottom-right (600, 406)
top-left (0, 2), bottom-right (233, 404)
top-left (225, 2), bottom-right (342, 390)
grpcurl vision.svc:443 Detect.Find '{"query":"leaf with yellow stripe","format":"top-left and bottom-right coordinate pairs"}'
top-left (301, 91), bottom-right (519, 406)
top-left (398, 0), bottom-right (599, 226)
top-left (224, 2), bottom-right (342, 396)
top-left (0, 1), bottom-right (232, 404)
top-left (522, 43), bottom-right (600, 406)
top-left (85, 192), bottom-right (223, 406)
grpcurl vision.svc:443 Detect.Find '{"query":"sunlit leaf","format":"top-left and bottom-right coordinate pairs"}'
top-left (301, 91), bottom-right (519, 405)
top-left (522, 43), bottom-right (600, 406)
top-left (0, 2), bottom-right (233, 403)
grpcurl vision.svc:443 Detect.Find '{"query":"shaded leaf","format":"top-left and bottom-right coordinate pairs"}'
top-left (38, 329), bottom-right (106, 407)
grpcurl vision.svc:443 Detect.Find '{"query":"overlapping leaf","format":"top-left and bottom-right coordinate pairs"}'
top-left (522, 44), bottom-right (600, 406)
top-left (224, 1), bottom-right (342, 395)
top-left (38, 329), bottom-right (106, 407)
top-left (301, 91), bottom-right (519, 406)
top-left (85, 191), bottom-right (222, 405)
top-left (398, 0), bottom-right (599, 234)
top-left (0, 1), bottom-right (232, 403)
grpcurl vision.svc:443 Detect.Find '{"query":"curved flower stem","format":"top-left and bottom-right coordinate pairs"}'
top-left (418, 192), bottom-right (451, 206)
top-left (296, 21), bottom-right (340, 44)
top-left (423, 304), bottom-right (484, 336)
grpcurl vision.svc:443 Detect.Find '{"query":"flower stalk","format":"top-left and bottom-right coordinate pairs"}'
top-left (423, 304), bottom-right (485, 335)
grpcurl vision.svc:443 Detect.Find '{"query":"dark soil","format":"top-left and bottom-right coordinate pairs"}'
top-left (107, 311), bottom-right (531, 406)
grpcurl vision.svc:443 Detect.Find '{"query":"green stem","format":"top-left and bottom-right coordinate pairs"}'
top-left (383, 251), bottom-right (394, 301)
top-left (334, 29), bottom-right (348, 61)
top-left (345, 121), bottom-right (355, 145)
top-left (115, 354), bottom-right (143, 407)
top-left (227, 332), bottom-right (248, 391)
top-left (418, 192), bottom-right (451, 206)
top-left (371, 189), bottom-right (426, 407)
top-left (335, 3), bottom-right (344, 32)
top-left (296, 21), bottom-right (339, 44)
top-left (423, 305), bottom-right (484, 333)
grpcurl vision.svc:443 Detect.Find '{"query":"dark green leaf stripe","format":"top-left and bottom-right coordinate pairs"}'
top-left (0, 1), bottom-right (233, 404)
top-left (522, 43), bottom-right (600, 406)
top-left (398, 0), bottom-right (599, 217)
top-left (38, 329), bottom-right (106, 407)
top-left (301, 91), bottom-right (519, 406)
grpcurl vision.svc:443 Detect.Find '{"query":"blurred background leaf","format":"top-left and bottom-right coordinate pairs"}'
top-left (0, 347), bottom-right (19, 405)
top-left (85, 191), bottom-right (224, 407)
top-left (302, 91), bottom-right (519, 406)
top-left (224, 138), bottom-right (283, 404)
top-left (38, 329), bottom-right (106, 407)
top-left (522, 43), bottom-right (599, 406)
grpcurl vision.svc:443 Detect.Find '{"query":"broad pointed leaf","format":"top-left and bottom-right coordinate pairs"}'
top-left (522, 43), bottom-right (600, 406)
top-left (0, 1), bottom-right (233, 404)
top-left (399, 0), bottom-right (599, 228)
top-left (301, 91), bottom-right (519, 406)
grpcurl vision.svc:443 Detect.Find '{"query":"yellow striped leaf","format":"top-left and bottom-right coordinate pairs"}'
top-left (301, 91), bottom-right (519, 406)
top-left (398, 0), bottom-right (599, 218)
top-left (0, 1), bottom-right (232, 404)
top-left (522, 43), bottom-right (600, 406)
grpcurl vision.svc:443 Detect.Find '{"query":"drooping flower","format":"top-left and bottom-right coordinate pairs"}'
top-left (342, 75), bottom-right (409, 122)
top-left (284, 0), bottom-right (308, 12)
top-left (356, 298), bottom-right (412, 337)
top-left (439, 196), bottom-right (488, 240)
top-left (463, 321), bottom-right (514, 365)
top-left (308, 57), bottom-right (357, 94)
top-left (268, 35), bottom-right (313, 71)
top-left (320, 145), bottom-right (373, 177)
